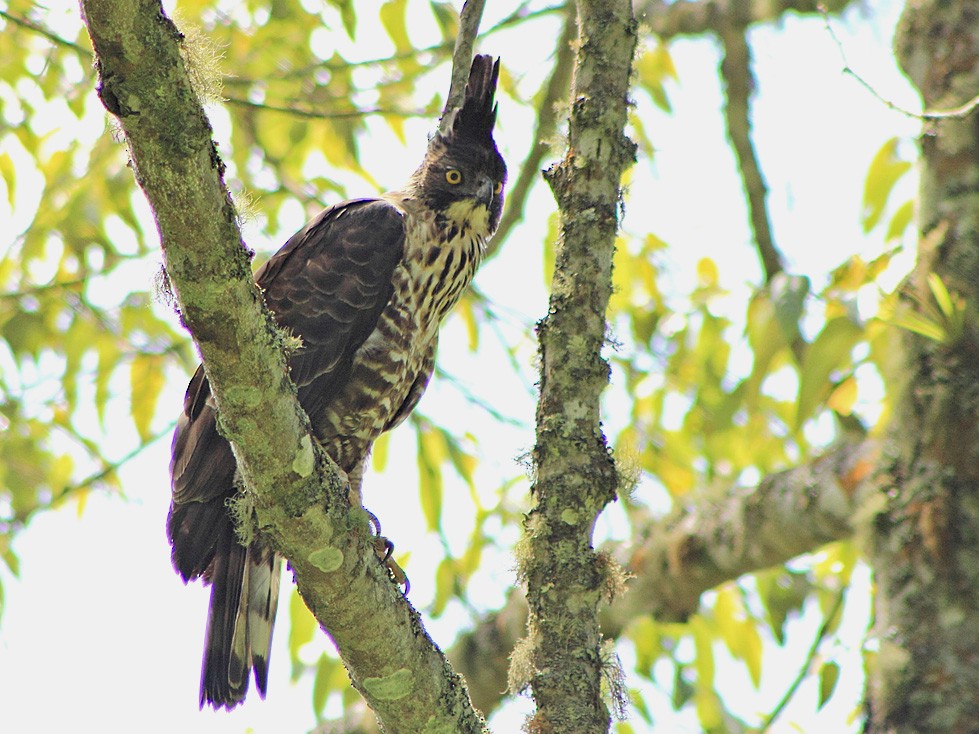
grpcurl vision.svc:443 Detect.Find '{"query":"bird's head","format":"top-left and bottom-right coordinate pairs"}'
top-left (412, 55), bottom-right (507, 238)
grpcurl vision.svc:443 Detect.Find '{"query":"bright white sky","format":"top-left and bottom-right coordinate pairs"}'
top-left (0, 0), bottom-right (922, 732)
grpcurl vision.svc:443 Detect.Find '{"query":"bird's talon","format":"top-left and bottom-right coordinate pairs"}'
top-left (364, 508), bottom-right (382, 536)
top-left (371, 535), bottom-right (409, 593)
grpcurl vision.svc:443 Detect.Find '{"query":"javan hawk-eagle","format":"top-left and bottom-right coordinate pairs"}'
top-left (167, 55), bottom-right (506, 710)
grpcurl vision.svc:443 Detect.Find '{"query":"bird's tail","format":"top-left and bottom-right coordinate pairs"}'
top-left (199, 526), bottom-right (281, 710)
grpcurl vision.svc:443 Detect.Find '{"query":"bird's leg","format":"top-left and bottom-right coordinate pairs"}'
top-left (348, 462), bottom-right (409, 592)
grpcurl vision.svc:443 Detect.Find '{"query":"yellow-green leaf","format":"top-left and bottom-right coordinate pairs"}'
top-left (416, 425), bottom-right (445, 531)
top-left (827, 375), bottom-right (858, 415)
top-left (796, 317), bottom-right (863, 430)
top-left (312, 654), bottom-right (339, 715)
top-left (372, 431), bottom-right (391, 472)
top-left (130, 353), bottom-right (164, 441)
top-left (288, 588), bottom-right (317, 679)
top-left (862, 137), bottom-right (911, 233)
top-left (379, 0), bottom-right (410, 53)
top-left (885, 199), bottom-right (914, 241)
top-left (819, 661), bottom-right (840, 710)
top-left (431, 557), bottom-right (455, 616)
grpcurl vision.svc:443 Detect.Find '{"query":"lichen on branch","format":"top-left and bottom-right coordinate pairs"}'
top-left (517, 0), bottom-right (638, 731)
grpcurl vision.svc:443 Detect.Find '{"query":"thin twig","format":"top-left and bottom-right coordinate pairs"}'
top-left (819, 4), bottom-right (979, 121)
top-left (222, 3), bottom-right (558, 85)
top-left (439, 0), bottom-right (487, 134)
top-left (485, 3), bottom-right (576, 260)
top-left (0, 277), bottom-right (88, 301)
top-left (719, 24), bottom-right (784, 282)
top-left (0, 9), bottom-right (93, 57)
top-left (0, 420), bottom-right (177, 529)
top-left (224, 96), bottom-right (425, 120)
top-left (761, 587), bottom-right (846, 731)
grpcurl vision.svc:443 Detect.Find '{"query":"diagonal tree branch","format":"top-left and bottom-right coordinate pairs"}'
top-left (78, 2), bottom-right (486, 731)
top-left (440, 0), bottom-right (487, 134)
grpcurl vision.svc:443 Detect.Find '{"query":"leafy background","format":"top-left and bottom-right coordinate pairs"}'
top-left (0, 0), bottom-right (921, 731)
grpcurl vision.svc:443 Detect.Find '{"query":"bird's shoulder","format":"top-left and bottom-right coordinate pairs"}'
top-left (255, 197), bottom-right (407, 288)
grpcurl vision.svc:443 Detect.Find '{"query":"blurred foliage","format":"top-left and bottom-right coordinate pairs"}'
top-left (0, 0), bottom-right (919, 731)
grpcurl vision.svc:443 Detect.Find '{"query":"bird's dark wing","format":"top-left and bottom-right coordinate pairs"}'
top-left (168, 197), bottom-right (406, 580)
top-left (256, 197), bottom-right (407, 424)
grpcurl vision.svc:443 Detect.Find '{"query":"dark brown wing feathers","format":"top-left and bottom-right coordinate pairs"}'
top-left (168, 197), bottom-right (406, 708)
top-left (170, 55), bottom-right (502, 710)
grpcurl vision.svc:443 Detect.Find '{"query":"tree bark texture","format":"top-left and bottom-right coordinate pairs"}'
top-left (870, 2), bottom-right (979, 731)
top-left (454, 439), bottom-right (874, 716)
top-left (79, 2), bottom-right (487, 731)
top-left (518, 1), bottom-right (637, 732)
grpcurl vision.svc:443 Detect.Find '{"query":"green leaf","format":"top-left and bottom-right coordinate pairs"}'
top-left (372, 431), bottom-right (391, 472)
top-left (862, 137), bottom-right (911, 233)
top-left (312, 654), bottom-right (338, 716)
top-left (635, 42), bottom-right (677, 112)
top-left (380, 0), bottom-right (411, 53)
top-left (328, 0), bottom-right (357, 38)
top-left (0, 152), bottom-right (15, 209)
top-left (769, 273), bottom-right (810, 346)
top-left (628, 616), bottom-right (661, 675)
top-left (288, 588), bottom-right (317, 680)
top-left (416, 425), bottom-right (444, 531)
top-left (672, 662), bottom-right (694, 709)
top-left (690, 615), bottom-right (715, 690)
top-left (796, 317), bottom-right (863, 430)
top-left (885, 199), bottom-right (915, 241)
top-left (431, 557), bottom-right (455, 616)
top-left (429, 0), bottom-right (459, 42)
top-left (130, 353), bottom-right (165, 441)
top-left (712, 587), bottom-right (763, 688)
top-left (818, 661), bottom-right (840, 710)
top-left (756, 569), bottom-right (810, 645)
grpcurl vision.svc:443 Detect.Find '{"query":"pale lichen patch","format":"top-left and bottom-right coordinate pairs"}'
top-left (308, 546), bottom-right (343, 573)
top-left (363, 668), bottom-right (413, 701)
top-left (293, 434), bottom-right (315, 477)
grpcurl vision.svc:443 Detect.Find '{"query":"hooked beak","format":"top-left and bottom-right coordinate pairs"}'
top-left (475, 176), bottom-right (495, 207)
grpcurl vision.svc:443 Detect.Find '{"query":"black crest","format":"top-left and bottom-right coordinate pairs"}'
top-left (445, 55), bottom-right (500, 144)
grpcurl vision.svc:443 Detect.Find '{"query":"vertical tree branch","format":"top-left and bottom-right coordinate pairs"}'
top-left (517, 0), bottom-right (637, 731)
top-left (719, 23), bottom-right (784, 282)
top-left (79, 2), bottom-right (487, 731)
top-left (869, 2), bottom-right (979, 731)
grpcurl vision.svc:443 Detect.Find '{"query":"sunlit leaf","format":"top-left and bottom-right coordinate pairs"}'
top-left (130, 353), bottom-right (165, 441)
top-left (827, 375), bottom-right (858, 415)
top-left (796, 317), bottom-right (863, 430)
top-left (635, 42), bottom-right (677, 112)
top-left (432, 557), bottom-right (455, 616)
top-left (288, 588), bottom-right (317, 680)
top-left (380, 0), bottom-right (411, 53)
top-left (819, 661), bottom-right (840, 710)
top-left (696, 257), bottom-right (718, 288)
top-left (885, 199), bottom-right (914, 241)
top-left (416, 424), bottom-right (445, 531)
top-left (372, 431), bottom-right (391, 472)
top-left (0, 152), bottom-right (15, 209)
top-left (312, 654), bottom-right (339, 716)
top-left (862, 137), bottom-right (911, 233)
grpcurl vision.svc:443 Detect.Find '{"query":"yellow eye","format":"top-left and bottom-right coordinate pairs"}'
top-left (493, 181), bottom-right (503, 195)
top-left (445, 169), bottom-right (462, 185)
